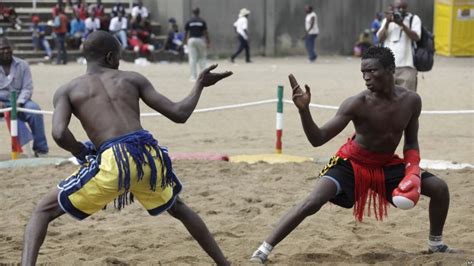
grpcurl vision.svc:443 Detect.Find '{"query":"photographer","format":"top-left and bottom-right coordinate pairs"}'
top-left (377, 0), bottom-right (421, 91)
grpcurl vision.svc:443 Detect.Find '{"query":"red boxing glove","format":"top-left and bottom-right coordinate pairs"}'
top-left (392, 149), bottom-right (421, 210)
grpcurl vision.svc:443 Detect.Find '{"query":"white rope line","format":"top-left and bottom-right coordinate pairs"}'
top-left (140, 99), bottom-right (278, 117)
top-left (0, 99), bottom-right (473, 116)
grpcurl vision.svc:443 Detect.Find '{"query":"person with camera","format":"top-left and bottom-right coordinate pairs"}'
top-left (377, 0), bottom-right (421, 91)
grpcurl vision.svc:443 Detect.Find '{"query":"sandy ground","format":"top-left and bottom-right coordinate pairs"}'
top-left (0, 55), bottom-right (473, 264)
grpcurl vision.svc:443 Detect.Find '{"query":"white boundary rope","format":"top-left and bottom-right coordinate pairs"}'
top-left (0, 99), bottom-right (473, 116)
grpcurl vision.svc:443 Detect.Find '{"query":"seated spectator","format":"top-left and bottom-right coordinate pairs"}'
top-left (131, 0), bottom-right (150, 31)
top-left (51, 0), bottom-right (64, 19)
top-left (68, 11), bottom-right (85, 49)
top-left (112, 1), bottom-right (126, 18)
top-left (31, 16), bottom-right (52, 60)
top-left (84, 10), bottom-right (100, 39)
top-left (0, 5), bottom-right (22, 30)
top-left (109, 13), bottom-right (128, 49)
top-left (89, 0), bottom-right (109, 31)
top-left (161, 18), bottom-right (185, 60)
top-left (89, 0), bottom-right (105, 17)
top-left (353, 29), bottom-right (373, 57)
top-left (0, 37), bottom-right (49, 156)
top-left (72, 0), bottom-right (87, 20)
top-left (128, 30), bottom-right (154, 55)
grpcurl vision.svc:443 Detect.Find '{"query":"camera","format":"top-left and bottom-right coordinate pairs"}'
top-left (393, 11), bottom-right (404, 21)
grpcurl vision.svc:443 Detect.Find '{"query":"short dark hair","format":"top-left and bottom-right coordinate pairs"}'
top-left (361, 46), bottom-right (395, 69)
top-left (83, 31), bottom-right (120, 61)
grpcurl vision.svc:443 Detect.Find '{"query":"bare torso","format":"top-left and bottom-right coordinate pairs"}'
top-left (350, 86), bottom-right (418, 153)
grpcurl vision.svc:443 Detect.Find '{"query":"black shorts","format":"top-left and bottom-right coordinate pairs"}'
top-left (318, 156), bottom-right (434, 208)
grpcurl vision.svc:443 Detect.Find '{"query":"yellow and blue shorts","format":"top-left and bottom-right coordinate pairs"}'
top-left (57, 146), bottom-right (182, 220)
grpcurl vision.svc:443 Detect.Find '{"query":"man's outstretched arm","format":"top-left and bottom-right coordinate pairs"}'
top-left (138, 64), bottom-right (232, 123)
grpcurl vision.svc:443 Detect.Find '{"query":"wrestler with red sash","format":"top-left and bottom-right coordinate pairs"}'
top-left (250, 47), bottom-right (459, 263)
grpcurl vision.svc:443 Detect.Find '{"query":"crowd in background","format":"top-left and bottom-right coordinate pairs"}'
top-left (1, 0), bottom-right (183, 65)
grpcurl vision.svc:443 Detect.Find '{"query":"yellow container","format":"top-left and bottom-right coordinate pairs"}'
top-left (434, 0), bottom-right (474, 56)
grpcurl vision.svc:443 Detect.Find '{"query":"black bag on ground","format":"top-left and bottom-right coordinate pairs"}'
top-left (410, 15), bottom-right (435, 72)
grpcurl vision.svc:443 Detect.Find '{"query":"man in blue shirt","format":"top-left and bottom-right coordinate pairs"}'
top-left (69, 11), bottom-right (86, 49)
top-left (31, 16), bottom-right (52, 60)
top-left (0, 37), bottom-right (49, 156)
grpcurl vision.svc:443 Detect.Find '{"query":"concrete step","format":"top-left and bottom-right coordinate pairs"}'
top-left (13, 43), bottom-right (36, 51)
top-left (7, 36), bottom-right (54, 44)
top-left (13, 49), bottom-right (81, 58)
top-left (4, 28), bottom-right (35, 37)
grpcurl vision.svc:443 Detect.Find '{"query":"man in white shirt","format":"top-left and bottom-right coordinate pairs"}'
top-left (230, 8), bottom-right (251, 63)
top-left (304, 5), bottom-right (319, 62)
top-left (84, 10), bottom-right (100, 39)
top-left (130, 0), bottom-right (149, 29)
top-left (377, 0), bottom-right (421, 91)
top-left (109, 14), bottom-right (128, 49)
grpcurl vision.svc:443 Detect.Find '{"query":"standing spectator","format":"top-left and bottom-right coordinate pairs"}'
top-left (371, 12), bottom-right (383, 45)
top-left (31, 16), bottom-right (52, 60)
top-left (112, 1), bottom-right (126, 18)
top-left (53, 6), bottom-right (68, 65)
top-left (0, 37), bottom-right (49, 156)
top-left (109, 12), bottom-right (128, 49)
top-left (230, 8), bottom-right (251, 63)
top-left (377, 0), bottom-right (421, 91)
top-left (303, 5), bottom-right (319, 62)
top-left (68, 11), bottom-right (86, 49)
top-left (84, 10), bottom-right (100, 39)
top-left (184, 8), bottom-right (209, 81)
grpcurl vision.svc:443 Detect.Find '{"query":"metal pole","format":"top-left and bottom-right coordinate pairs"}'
top-left (10, 91), bottom-right (19, 160)
top-left (276, 85), bottom-right (283, 154)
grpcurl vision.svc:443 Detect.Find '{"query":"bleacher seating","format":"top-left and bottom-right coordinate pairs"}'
top-left (0, 0), bottom-right (182, 64)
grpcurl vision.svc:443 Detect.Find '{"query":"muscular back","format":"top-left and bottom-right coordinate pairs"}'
top-left (62, 69), bottom-right (143, 147)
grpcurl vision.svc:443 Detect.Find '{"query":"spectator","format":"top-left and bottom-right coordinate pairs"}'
top-left (51, 0), bottom-right (64, 19)
top-left (89, 0), bottom-right (109, 31)
top-left (0, 37), bottom-right (49, 156)
top-left (184, 8), bottom-right (209, 80)
top-left (162, 18), bottom-right (185, 60)
top-left (303, 5), bottom-right (319, 62)
top-left (53, 5), bottom-right (68, 65)
top-left (68, 11), bottom-right (86, 49)
top-left (0, 5), bottom-right (22, 30)
top-left (371, 12), bottom-right (383, 45)
top-left (353, 29), bottom-right (373, 57)
top-left (112, 1), bottom-right (126, 18)
top-left (131, 0), bottom-right (150, 33)
top-left (128, 30), bottom-right (154, 56)
top-left (31, 16), bottom-right (52, 60)
top-left (72, 0), bottom-right (87, 21)
top-left (230, 8), bottom-right (251, 63)
top-left (84, 9), bottom-right (100, 39)
top-left (377, 0), bottom-right (421, 91)
top-left (89, 0), bottom-right (105, 18)
top-left (109, 12), bottom-right (128, 49)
